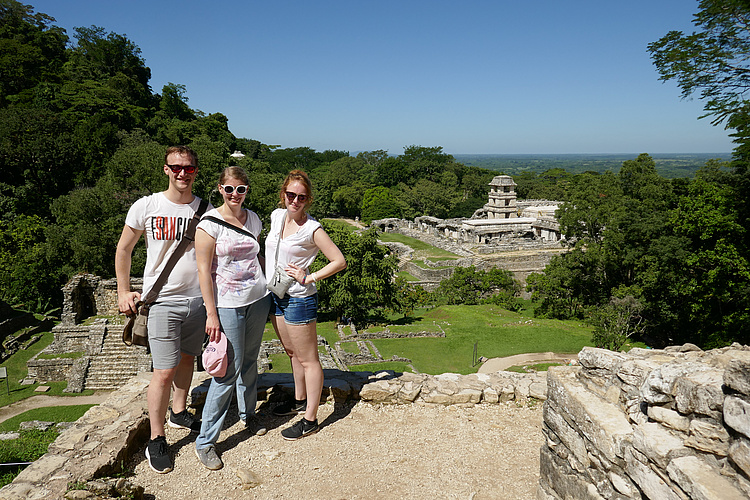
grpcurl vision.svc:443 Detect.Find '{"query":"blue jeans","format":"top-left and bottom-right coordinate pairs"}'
top-left (196, 294), bottom-right (271, 449)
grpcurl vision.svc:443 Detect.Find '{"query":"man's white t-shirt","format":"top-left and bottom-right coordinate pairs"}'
top-left (196, 208), bottom-right (269, 308)
top-left (124, 193), bottom-right (207, 301)
top-left (264, 208), bottom-right (321, 298)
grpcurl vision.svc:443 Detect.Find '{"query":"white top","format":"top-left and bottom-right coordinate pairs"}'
top-left (124, 193), bottom-right (208, 300)
top-left (197, 208), bottom-right (269, 308)
top-left (264, 208), bottom-right (321, 298)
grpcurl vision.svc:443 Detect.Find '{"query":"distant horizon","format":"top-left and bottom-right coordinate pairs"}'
top-left (451, 152), bottom-right (732, 156)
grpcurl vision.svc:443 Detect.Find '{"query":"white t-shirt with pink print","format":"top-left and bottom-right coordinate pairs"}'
top-left (197, 208), bottom-right (269, 308)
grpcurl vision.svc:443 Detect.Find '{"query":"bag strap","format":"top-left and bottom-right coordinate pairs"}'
top-left (202, 215), bottom-right (257, 241)
top-left (274, 209), bottom-right (287, 264)
top-left (142, 198), bottom-right (209, 305)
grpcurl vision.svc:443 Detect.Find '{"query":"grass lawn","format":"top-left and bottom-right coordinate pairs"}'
top-left (396, 271), bottom-right (419, 281)
top-left (349, 361), bottom-right (415, 373)
top-left (0, 405), bottom-right (94, 488)
top-left (254, 304), bottom-right (594, 376)
top-left (0, 332), bottom-right (94, 408)
top-left (322, 219), bottom-right (358, 233)
top-left (367, 304), bottom-right (593, 375)
top-left (409, 259), bottom-right (455, 270)
top-left (0, 405), bottom-right (95, 432)
top-left (377, 232), bottom-right (460, 259)
top-left (506, 362), bottom-right (564, 373)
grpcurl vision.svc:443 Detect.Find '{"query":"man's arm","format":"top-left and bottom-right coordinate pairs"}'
top-left (115, 224), bottom-right (144, 316)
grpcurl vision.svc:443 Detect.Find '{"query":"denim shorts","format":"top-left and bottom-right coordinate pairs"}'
top-left (147, 297), bottom-right (206, 370)
top-left (273, 293), bottom-right (318, 325)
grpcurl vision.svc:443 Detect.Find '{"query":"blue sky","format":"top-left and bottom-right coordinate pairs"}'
top-left (31, 0), bottom-right (734, 155)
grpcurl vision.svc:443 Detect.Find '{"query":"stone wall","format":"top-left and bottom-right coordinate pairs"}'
top-left (538, 344), bottom-right (750, 499)
top-left (59, 273), bottom-right (142, 325)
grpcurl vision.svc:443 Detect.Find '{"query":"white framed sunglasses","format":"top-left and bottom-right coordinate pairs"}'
top-left (220, 184), bottom-right (248, 195)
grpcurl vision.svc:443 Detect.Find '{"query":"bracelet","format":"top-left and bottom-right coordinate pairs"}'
top-left (301, 275), bottom-right (307, 285)
top-left (311, 272), bottom-right (317, 283)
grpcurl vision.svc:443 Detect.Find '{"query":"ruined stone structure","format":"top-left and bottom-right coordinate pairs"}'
top-left (372, 175), bottom-right (567, 290)
top-left (485, 175), bottom-right (518, 219)
top-left (539, 344), bottom-right (750, 499)
top-left (26, 274), bottom-right (152, 391)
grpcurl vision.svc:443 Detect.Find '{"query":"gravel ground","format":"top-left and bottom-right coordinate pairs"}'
top-left (128, 399), bottom-right (544, 500)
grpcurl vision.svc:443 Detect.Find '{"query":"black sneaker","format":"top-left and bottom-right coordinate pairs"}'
top-left (168, 408), bottom-right (201, 432)
top-left (281, 418), bottom-right (319, 440)
top-left (243, 415), bottom-right (268, 436)
top-left (145, 435), bottom-right (173, 473)
top-left (273, 399), bottom-right (307, 416)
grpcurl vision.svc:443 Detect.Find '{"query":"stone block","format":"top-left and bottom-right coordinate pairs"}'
top-left (686, 418), bottom-right (730, 456)
top-left (397, 380), bottom-right (421, 402)
top-left (359, 379), bottom-right (397, 403)
top-left (724, 396), bottom-right (750, 439)
top-left (640, 361), bottom-right (710, 405)
top-left (578, 347), bottom-right (626, 373)
top-left (724, 359), bottom-right (750, 395)
top-left (667, 455), bottom-right (747, 500)
top-left (647, 405), bottom-right (690, 432)
top-left (631, 422), bottom-right (690, 469)
top-left (623, 447), bottom-right (681, 500)
top-left (673, 369), bottom-right (724, 418)
top-left (539, 444), bottom-right (602, 500)
top-left (547, 367), bottom-right (632, 463)
top-left (729, 437), bottom-right (750, 478)
top-left (543, 401), bottom-right (589, 468)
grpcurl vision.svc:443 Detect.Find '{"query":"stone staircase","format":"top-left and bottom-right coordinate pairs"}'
top-left (84, 324), bottom-right (151, 390)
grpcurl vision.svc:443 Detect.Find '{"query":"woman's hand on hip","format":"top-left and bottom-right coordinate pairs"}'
top-left (286, 263), bottom-right (306, 284)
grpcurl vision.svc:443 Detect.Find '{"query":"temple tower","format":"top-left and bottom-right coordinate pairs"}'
top-left (484, 175), bottom-right (517, 219)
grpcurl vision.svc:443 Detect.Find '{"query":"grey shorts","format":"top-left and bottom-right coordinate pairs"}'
top-left (147, 297), bottom-right (206, 370)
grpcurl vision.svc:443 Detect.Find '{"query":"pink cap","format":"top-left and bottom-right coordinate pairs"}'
top-left (202, 332), bottom-right (228, 378)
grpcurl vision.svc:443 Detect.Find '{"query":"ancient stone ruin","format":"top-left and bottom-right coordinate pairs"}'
top-left (539, 344), bottom-right (750, 499)
top-left (25, 273), bottom-right (151, 391)
top-left (373, 175), bottom-right (567, 289)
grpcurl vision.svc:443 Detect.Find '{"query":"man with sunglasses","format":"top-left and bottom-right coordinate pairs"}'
top-left (115, 145), bottom-right (212, 474)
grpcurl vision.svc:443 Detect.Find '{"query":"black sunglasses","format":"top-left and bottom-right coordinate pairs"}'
top-left (221, 185), bottom-right (248, 195)
top-left (167, 164), bottom-right (197, 174)
top-left (285, 191), bottom-right (308, 203)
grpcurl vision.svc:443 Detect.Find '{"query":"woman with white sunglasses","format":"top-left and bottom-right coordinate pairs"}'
top-left (266, 169), bottom-right (346, 440)
top-left (193, 166), bottom-right (272, 470)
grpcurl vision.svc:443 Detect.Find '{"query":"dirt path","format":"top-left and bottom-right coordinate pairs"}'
top-left (129, 400), bottom-right (544, 500)
top-left (477, 352), bottom-right (576, 373)
top-left (0, 392), bottom-right (111, 424)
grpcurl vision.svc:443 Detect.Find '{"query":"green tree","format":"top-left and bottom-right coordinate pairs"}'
top-left (313, 224), bottom-right (398, 326)
top-left (0, 0), bottom-right (67, 106)
top-left (391, 277), bottom-right (429, 318)
top-left (435, 265), bottom-right (520, 310)
top-left (0, 215), bottom-right (61, 311)
top-left (648, 0), bottom-right (750, 128)
top-left (591, 293), bottom-right (646, 351)
top-left (361, 186), bottom-right (400, 222)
